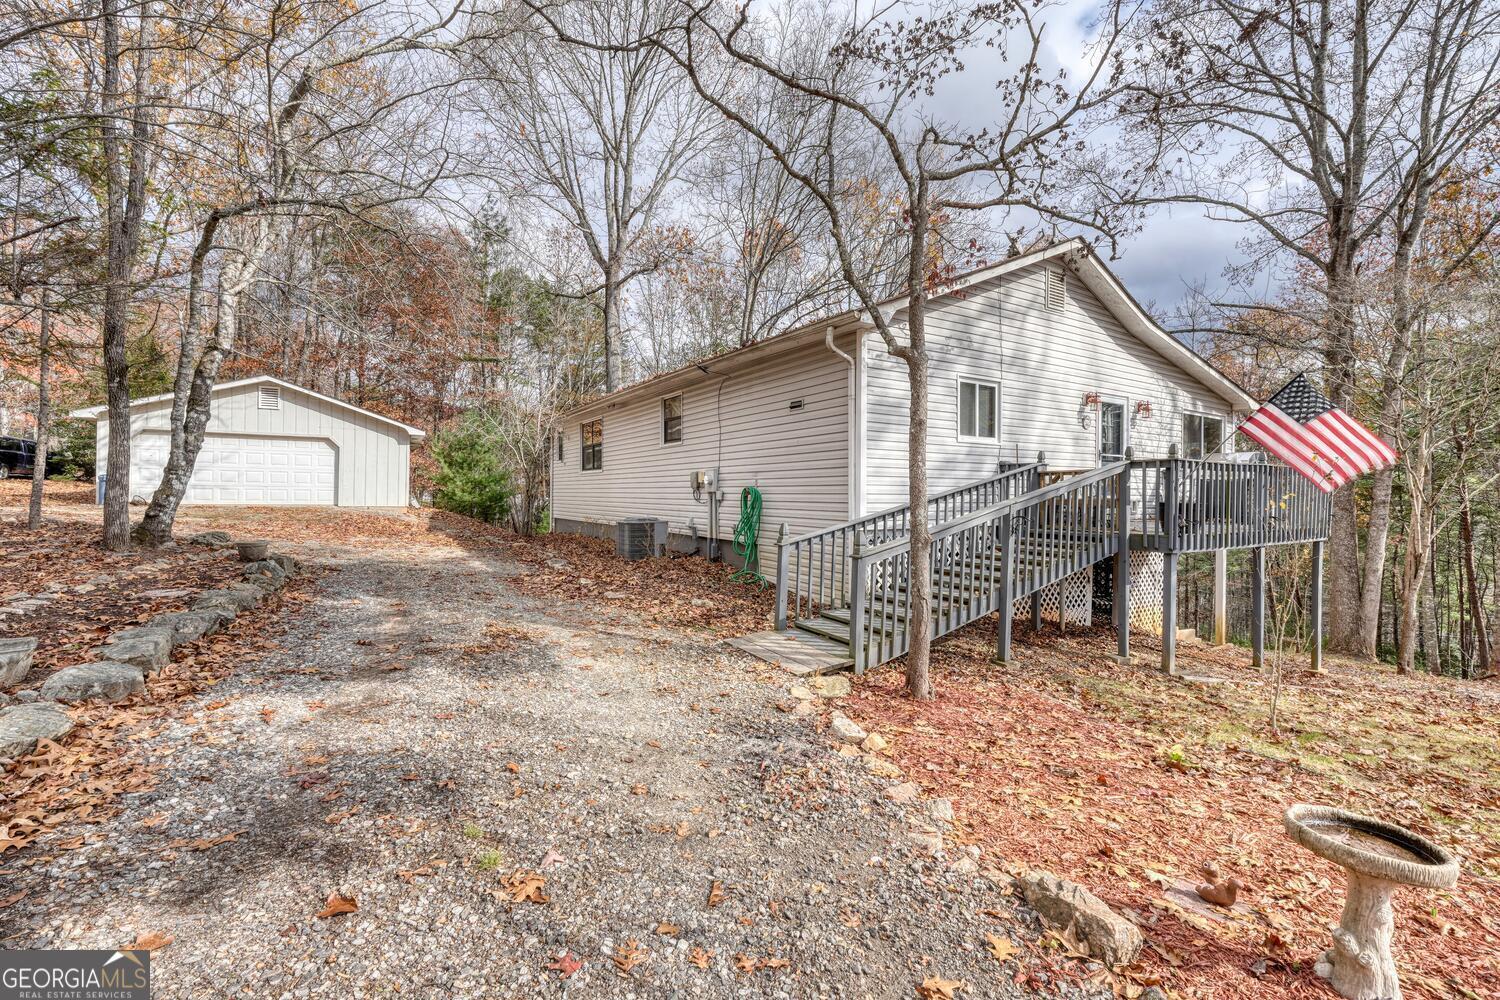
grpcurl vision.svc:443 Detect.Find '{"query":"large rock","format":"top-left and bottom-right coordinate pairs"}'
top-left (193, 584), bottom-right (262, 614)
top-left (242, 559), bottom-right (288, 591)
top-left (96, 631), bottom-right (171, 673)
top-left (267, 552), bottom-right (300, 576)
top-left (829, 713), bottom-right (868, 744)
top-left (0, 637), bottom-right (38, 685)
top-left (236, 539), bottom-right (271, 562)
top-left (40, 662), bottom-right (145, 703)
top-left (148, 607), bottom-right (234, 644)
top-left (1018, 871), bottom-right (1143, 968)
top-left (188, 530), bottom-right (232, 547)
top-left (0, 703), bottom-right (73, 758)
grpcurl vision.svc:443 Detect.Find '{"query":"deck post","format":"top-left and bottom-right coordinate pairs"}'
top-left (1114, 452), bottom-right (1132, 664)
top-left (848, 537), bottom-right (866, 676)
top-left (1310, 539), bottom-right (1324, 673)
top-left (1162, 550), bottom-right (1178, 675)
top-left (1031, 592), bottom-right (1043, 632)
top-left (774, 522), bottom-right (790, 630)
top-left (994, 511), bottom-right (1014, 666)
top-left (1212, 548), bottom-right (1228, 645)
top-left (1251, 546), bottom-right (1266, 670)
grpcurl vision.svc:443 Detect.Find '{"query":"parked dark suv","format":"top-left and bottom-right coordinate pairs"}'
top-left (0, 435), bottom-right (37, 479)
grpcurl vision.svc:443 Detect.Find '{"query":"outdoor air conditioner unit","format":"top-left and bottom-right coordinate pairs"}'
top-left (616, 517), bottom-right (668, 561)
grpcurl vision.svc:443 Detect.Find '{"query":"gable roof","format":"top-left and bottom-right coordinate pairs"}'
top-left (69, 375), bottom-right (428, 439)
top-left (566, 238), bottom-right (1255, 418)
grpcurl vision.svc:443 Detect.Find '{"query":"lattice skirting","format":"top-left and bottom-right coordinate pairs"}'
top-left (1013, 567), bottom-right (1093, 627)
top-left (1126, 551), bottom-right (1166, 635)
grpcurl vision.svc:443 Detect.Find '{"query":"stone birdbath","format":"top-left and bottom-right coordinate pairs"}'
top-left (1283, 804), bottom-right (1459, 1000)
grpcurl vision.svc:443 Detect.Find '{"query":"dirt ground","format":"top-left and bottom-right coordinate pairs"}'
top-left (4, 480), bottom-right (1496, 999)
top-left (845, 621), bottom-right (1500, 1000)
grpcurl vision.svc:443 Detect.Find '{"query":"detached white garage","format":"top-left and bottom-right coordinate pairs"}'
top-left (73, 375), bottom-right (426, 507)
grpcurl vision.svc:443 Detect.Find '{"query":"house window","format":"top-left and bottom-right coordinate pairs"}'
top-left (1044, 266), bottom-right (1066, 312)
top-left (556, 431), bottom-right (563, 461)
top-left (581, 419), bottom-right (602, 471)
top-left (661, 395), bottom-right (683, 444)
top-left (958, 380), bottom-right (998, 440)
top-left (1182, 413), bottom-right (1225, 459)
top-left (258, 385), bottom-right (281, 410)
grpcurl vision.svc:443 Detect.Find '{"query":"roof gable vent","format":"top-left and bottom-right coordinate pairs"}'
top-left (258, 384), bottom-right (281, 410)
top-left (1044, 266), bottom-right (1066, 312)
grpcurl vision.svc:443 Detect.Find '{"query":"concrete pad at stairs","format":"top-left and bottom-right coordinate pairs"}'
top-left (40, 662), bottom-right (144, 703)
top-left (726, 630), bottom-right (852, 676)
top-left (0, 637), bottom-right (38, 685)
top-left (0, 703), bottom-right (73, 759)
top-left (95, 631), bottom-right (172, 673)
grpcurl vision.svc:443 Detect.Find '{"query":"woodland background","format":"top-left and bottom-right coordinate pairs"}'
top-left (1, 0), bottom-right (1497, 679)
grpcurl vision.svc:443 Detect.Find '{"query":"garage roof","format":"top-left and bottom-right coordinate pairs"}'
top-left (69, 375), bottom-right (428, 440)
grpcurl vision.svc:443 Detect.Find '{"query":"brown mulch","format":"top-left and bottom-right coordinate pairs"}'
top-left (503, 532), bottom-right (776, 637)
top-left (845, 622), bottom-right (1500, 1000)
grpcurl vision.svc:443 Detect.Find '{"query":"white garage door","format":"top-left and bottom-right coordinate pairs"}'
top-left (132, 432), bottom-right (337, 505)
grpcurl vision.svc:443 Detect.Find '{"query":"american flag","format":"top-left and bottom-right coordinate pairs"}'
top-left (1238, 374), bottom-right (1397, 492)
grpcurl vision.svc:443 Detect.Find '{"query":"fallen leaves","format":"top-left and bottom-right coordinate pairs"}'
top-left (984, 932), bottom-right (1019, 963)
top-left (706, 880), bottom-right (728, 907)
top-left (654, 921), bottom-right (681, 936)
top-left (687, 946), bottom-right (713, 969)
top-left (500, 871), bottom-right (548, 905)
top-left (315, 893), bottom-right (358, 919)
top-left (547, 951), bottom-right (582, 980)
top-left (917, 976), bottom-right (966, 999)
top-left (612, 939), bottom-right (647, 976)
top-left (129, 931), bottom-right (173, 951)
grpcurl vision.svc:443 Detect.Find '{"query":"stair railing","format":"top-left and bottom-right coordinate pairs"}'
top-left (845, 461), bottom-right (1128, 672)
top-left (774, 458), bottom-right (1045, 629)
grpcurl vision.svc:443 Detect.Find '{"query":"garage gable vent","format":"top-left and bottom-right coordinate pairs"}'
top-left (258, 385), bottom-right (281, 410)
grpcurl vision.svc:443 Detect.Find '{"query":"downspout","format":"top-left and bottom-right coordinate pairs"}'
top-left (826, 326), bottom-right (857, 516)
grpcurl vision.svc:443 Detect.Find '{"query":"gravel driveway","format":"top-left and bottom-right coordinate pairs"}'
top-left (4, 530), bottom-right (1102, 999)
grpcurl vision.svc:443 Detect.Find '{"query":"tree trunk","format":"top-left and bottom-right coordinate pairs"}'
top-left (99, 0), bottom-right (151, 551)
top-left (1459, 479), bottom-right (1490, 674)
top-left (26, 293), bottom-right (51, 530)
top-left (602, 259), bottom-right (623, 392)
top-left (902, 189), bottom-right (932, 701)
top-left (134, 231), bottom-right (266, 546)
top-left (1323, 265), bottom-right (1366, 655)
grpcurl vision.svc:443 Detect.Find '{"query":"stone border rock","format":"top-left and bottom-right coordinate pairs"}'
top-left (3, 537), bottom-right (301, 714)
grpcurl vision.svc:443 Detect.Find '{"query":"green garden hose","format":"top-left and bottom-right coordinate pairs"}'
top-left (729, 486), bottom-right (767, 586)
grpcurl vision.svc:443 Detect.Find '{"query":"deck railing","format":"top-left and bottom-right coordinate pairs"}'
top-left (774, 459), bottom-right (1045, 629)
top-left (1127, 455), bottom-right (1332, 552)
top-left (844, 462), bottom-right (1128, 672)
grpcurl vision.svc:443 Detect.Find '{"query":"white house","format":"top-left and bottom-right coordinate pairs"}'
top-left (551, 238), bottom-right (1254, 573)
top-left (73, 375), bottom-right (426, 507)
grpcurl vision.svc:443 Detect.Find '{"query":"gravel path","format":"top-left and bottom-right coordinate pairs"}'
top-left (5, 534), bottom-right (1104, 999)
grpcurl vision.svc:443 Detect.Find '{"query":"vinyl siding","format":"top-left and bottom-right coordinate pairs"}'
top-left (862, 260), bottom-right (1238, 512)
top-left (551, 336), bottom-right (853, 573)
top-left (95, 381), bottom-right (413, 506)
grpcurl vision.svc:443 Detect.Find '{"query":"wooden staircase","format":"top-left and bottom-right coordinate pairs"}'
top-left (780, 463), bottom-right (1127, 672)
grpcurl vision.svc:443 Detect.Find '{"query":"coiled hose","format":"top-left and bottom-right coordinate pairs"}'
top-left (729, 486), bottom-right (767, 586)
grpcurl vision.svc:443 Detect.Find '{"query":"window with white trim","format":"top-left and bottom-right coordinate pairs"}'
top-left (1182, 413), bottom-right (1225, 460)
top-left (1044, 266), bottom-right (1066, 312)
top-left (661, 395), bottom-right (683, 444)
top-left (258, 385), bottom-right (281, 410)
top-left (581, 419), bottom-right (603, 471)
top-left (958, 380), bottom-right (998, 440)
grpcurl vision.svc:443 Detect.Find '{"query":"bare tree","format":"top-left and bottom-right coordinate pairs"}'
top-left (473, 0), bottom-right (727, 391)
top-left (1115, 0), bottom-right (1500, 658)
top-left (531, 0), bottom-right (1142, 698)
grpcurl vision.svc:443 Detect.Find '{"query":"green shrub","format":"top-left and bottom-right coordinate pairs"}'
top-left (431, 415), bottom-right (515, 523)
